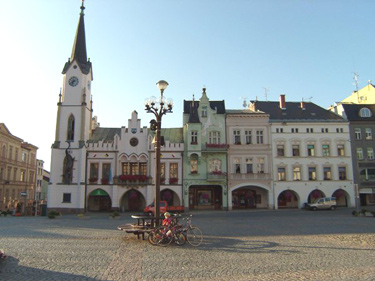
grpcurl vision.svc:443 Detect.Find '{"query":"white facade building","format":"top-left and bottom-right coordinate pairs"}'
top-left (250, 96), bottom-right (355, 209)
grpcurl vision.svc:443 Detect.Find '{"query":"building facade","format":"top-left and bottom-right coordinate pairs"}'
top-left (250, 96), bottom-right (355, 209)
top-left (226, 109), bottom-right (272, 210)
top-left (0, 123), bottom-right (38, 214)
top-left (182, 88), bottom-right (228, 211)
top-left (330, 103), bottom-right (375, 206)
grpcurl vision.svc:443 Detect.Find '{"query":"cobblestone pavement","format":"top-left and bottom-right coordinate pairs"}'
top-left (0, 208), bottom-right (375, 281)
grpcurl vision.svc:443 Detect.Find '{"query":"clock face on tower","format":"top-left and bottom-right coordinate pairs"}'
top-left (68, 76), bottom-right (79, 87)
top-left (130, 138), bottom-right (139, 147)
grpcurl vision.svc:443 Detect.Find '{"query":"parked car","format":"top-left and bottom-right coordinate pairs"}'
top-left (144, 201), bottom-right (184, 215)
top-left (307, 197), bottom-right (336, 211)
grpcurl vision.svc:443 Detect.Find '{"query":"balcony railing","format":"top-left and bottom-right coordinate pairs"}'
top-left (207, 172), bottom-right (227, 181)
top-left (112, 175), bottom-right (152, 185)
top-left (229, 173), bottom-right (271, 180)
top-left (202, 143), bottom-right (229, 152)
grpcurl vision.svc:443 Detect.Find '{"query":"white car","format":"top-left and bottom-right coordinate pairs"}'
top-left (307, 197), bottom-right (337, 211)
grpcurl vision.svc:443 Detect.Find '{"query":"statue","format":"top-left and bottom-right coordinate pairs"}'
top-left (63, 142), bottom-right (75, 184)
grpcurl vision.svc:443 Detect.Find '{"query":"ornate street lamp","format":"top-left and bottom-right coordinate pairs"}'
top-left (145, 80), bottom-right (173, 222)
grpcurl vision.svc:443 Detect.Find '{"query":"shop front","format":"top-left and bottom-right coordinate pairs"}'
top-left (189, 185), bottom-right (222, 210)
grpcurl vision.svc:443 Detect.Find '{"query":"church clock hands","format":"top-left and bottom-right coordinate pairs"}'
top-left (68, 76), bottom-right (79, 87)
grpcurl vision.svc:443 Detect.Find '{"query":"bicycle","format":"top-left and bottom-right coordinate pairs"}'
top-left (181, 215), bottom-right (203, 247)
top-left (148, 215), bottom-right (186, 246)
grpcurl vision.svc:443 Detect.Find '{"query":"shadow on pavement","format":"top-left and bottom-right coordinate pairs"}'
top-left (0, 256), bottom-right (103, 281)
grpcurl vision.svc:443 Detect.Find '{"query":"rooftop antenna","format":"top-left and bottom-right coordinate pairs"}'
top-left (353, 72), bottom-right (359, 102)
top-left (263, 87), bottom-right (269, 101)
top-left (353, 72), bottom-right (359, 92)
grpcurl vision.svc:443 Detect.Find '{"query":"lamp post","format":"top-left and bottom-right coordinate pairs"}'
top-left (145, 80), bottom-right (173, 223)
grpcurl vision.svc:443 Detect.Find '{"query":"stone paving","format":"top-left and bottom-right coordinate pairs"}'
top-left (0, 208), bottom-right (375, 280)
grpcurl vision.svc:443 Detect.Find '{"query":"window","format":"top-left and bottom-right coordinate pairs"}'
top-left (13, 168), bottom-right (17, 181)
top-left (308, 167), bottom-right (317, 180)
top-left (140, 163), bottom-right (147, 175)
top-left (277, 145), bottom-right (285, 156)
top-left (246, 158), bottom-right (253, 173)
top-left (90, 163), bottom-right (99, 181)
top-left (321, 128), bottom-right (328, 133)
top-left (8, 146), bottom-right (13, 160)
top-left (62, 193), bottom-right (71, 203)
top-left (67, 115), bottom-right (75, 141)
top-left (368, 148), bottom-right (374, 160)
top-left (256, 130), bottom-right (264, 144)
top-left (322, 144), bottom-right (330, 157)
top-left (291, 128), bottom-right (298, 133)
top-left (234, 158), bottom-right (241, 174)
top-left (190, 154), bottom-right (198, 173)
top-left (161, 163), bottom-right (165, 179)
top-left (191, 131), bottom-right (198, 144)
top-left (276, 128), bottom-right (283, 133)
top-left (169, 163), bottom-right (178, 179)
top-left (20, 170), bottom-right (26, 182)
top-left (201, 106), bottom-right (207, 117)
top-left (338, 167), bottom-right (346, 180)
top-left (102, 163), bottom-right (111, 180)
top-left (234, 130), bottom-right (241, 144)
top-left (357, 148), bottom-right (364, 160)
top-left (278, 167), bottom-right (286, 181)
top-left (355, 128), bottom-right (362, 140)
top-left (293, 167), bottom-right (301, 181)
top-left (209, 131), bottom-right (221, 144)
top-left (1, 146), bottom-right (5, 158)
top-left (336, 128), bottom-right (343, 133)
top-left (130, 163), bottom-right (139, 175)
top-left (360, 169), bottom-right (375, 181)
top-left (359, 107), bottom-right (372, 117)
top-left (7, 167), bottom-right (11, 181)
top-left (292, 145), bottom-right (300, 156)
top-left (307, 144), bottom-right (315, 156)
top-left (337, 144), bottom-right (345, 156)
top-left (22, 151), bottom-right (27, 162)
top-left (209, 159), bottom-right (221, 173)
top-left (245, 130), bottom-right (252, 144)
top-left (257, 158), bottom-right (265, 173)
top-left (323, 167), bottom-right (331, 180)
top-left (307, 128), bottom-right (314, 133)
top-left (365, 128), bottom-right (372, 140)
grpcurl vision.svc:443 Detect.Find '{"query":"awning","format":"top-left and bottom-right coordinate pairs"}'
top-left (359, 188), bottom-right (375, 194)
top-left (90, 189), bottom-right (109, 196)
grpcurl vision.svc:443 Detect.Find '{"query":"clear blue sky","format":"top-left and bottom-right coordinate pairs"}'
top-left (1, 0), bottom-right (374, 169)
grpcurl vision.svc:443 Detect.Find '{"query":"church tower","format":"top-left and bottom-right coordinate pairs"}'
top-left (48, 1), bottom-right (93, 212)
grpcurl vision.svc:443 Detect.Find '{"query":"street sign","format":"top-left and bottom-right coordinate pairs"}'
top-left (20, 192), bottom-right (27, 197)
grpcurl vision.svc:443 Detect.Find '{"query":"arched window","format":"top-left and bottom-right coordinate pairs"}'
top-left (67, 115), bottom-right (75, 141)
top-left (359, 107), bottom-right (372, 118)
top-left (190, 154), bottom-right (198, 174)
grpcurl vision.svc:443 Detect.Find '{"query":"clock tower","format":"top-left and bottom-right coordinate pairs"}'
top-left (48, 1), bottom-right (93, 212)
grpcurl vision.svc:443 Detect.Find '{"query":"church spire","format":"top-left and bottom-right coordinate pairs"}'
top-left (71, 1), bottom-right (87, 64)
top-left (62, 1), bottom-right (91, 75)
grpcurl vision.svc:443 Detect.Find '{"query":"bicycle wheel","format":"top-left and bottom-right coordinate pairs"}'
top-left (147, 231), bottom-right (157, 246)
top-left (186, 227), bottom-right (203, 246)
top-left (154, 226), bottom-right (172, 247)
top-left (174, 232), bottom-right (187, 246)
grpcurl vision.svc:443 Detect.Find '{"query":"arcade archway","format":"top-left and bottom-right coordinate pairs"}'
top-left (278, 190), bottom-right (299, 208)
top-left (307, 189), bottom-right (325, 203)
top-left (88, 189), bottom-right (112, 212)
top-left (120, 189), bottom-right (146, 212)
top-left (332, 189), bottom-right (349, 207)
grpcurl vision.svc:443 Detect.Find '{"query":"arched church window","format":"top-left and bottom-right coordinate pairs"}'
top-left (67, 115), bottom-right (75, 141)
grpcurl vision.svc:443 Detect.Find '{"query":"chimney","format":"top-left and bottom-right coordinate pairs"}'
top-left (300, 100), bottom-right (306, 110)
top-left (279, 95), bottom-right (286, 110)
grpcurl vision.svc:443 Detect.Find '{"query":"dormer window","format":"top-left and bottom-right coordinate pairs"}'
top-left (359, 107), bottom-right (372, 117)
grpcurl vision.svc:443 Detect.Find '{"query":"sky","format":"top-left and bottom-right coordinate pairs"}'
top-left (1, 0), bottom-right (374, 170)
